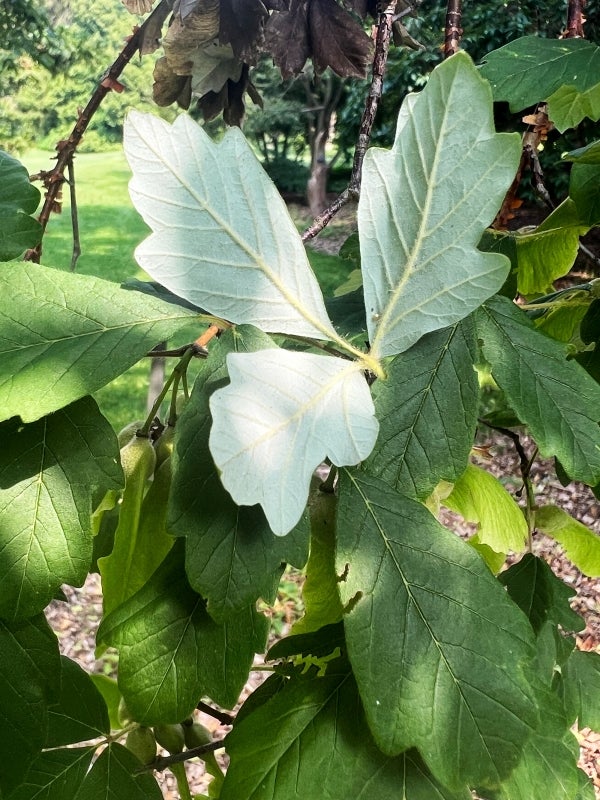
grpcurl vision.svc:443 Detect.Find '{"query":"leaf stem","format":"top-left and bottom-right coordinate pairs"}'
top-left (196, 701), bottom-right (235, 726)
top-left (135, 741), bottom-right (223, 774)
top-left (139, 347), bottom-right (195, 435)
top-left (170, 762), bottom-right (193, 800)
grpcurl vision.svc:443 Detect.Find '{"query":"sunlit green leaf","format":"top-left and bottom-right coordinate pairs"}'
top-left (125, 111), bottom-right (336, 340)
top-left (209, 348), bottom-right (378, 535)
top-left (360, 52), bottom-right (520, 358)
top-left (97, 542), bottom-right (268, 723)
top-left (364, 320), bottom-right (479, 499)
top-left (336, 470), bottom-right (537, 790)
top-left (0, 397), bottom-right (123, 620)
top-left (535, 505), bottom-right (600, 577)
top-left (0, 150), bottom-right (41, 260)
top-left (0, 263), bottom-right (200, 422)
top-left (476, 296), bottom-right (600, 486)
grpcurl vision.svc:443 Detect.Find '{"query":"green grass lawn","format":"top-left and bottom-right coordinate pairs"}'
top-left (23, 149), bottom-right (351, 432)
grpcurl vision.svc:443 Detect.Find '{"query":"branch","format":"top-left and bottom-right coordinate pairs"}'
top-left (564, 0), bottom-right (586, 38)
top-left (135, 740), bottom-right (223, 774)
top-left (444, 0), bottom-right (462, 58)
top-left (196, 701), bottom-right (235, 726)
top-left (66, 157), bottom-right (81, 272)
top-left (301, 3), bottom-right (396, 242)
top-left (26, 0), bottom-right (173, 263)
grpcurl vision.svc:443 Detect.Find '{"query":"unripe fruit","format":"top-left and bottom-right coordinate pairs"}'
top-left (120, 434), bottom-right (156, 484)
top-left (117, 420), bottom-right (144, 450)
top-left (183, 722), bottom-right (212, 749)
top-left (126, 727), bottom-right (157, 765)
top-left (154, 424), bottom-right (175, 467)
top-left (154, 723), bottom-right (185, 754)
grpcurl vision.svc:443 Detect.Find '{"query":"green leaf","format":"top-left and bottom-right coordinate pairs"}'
top-left (336, 470), bottom-right (537, 790)
top-left (0, 150), bottom-right (42, 260)
top-left (97, 542), bottom-right (268, 723)
top-left (74, 743), bottom-right (162, 800)
top-left (292, 486), bottom-right (343, 634)
top-left (563, 139), bottom-right (600, 165)
top-left (513, 212), bottom-right (583, 296)
top-left (476, 296), bottom-right (600, 486)
top-left (0, 404), bottom-right (122, 618)
top-left (125, 111), bottom-right (336, 341)
top-left (364, 320), bottom-right (479, 499)
top-left (0, 397), bottom-right (123, 620)
top-left (0, 616), bottom-right (61, 796)
top-left (46, 656), bottom-right (110, 747)
top-left (6, 747), bottom-right (95, 800)
top-left (0, 263), bottom-right (199, 423)
top-left (360, 52), bottom-right (520, 359)
top-left (534, 505), bottom-right (600, 577)
top-left (209, 348), bottom-right (379, 535)
top-left (444, 463), bottom-right (528, 553)
top-left (561, 649), bottom-right (600, 730)
top-left (222, 659), bottom-right (471, 800)
top-left (489, 683), bottom-right (585, 800)
top-left (479, 37), bottom-right (600, 131)
top-left (570, 164), bottom-right (600, 228)
top-left (89, 674), bottom-right (122, 731)
top-left (169, 328), bottom-right (308, 621)
top-left (498, 554), bottom-right (585, 634)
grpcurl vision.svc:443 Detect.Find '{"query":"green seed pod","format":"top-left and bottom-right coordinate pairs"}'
top-left (154, 723), bottom-right (185, 754)
top-left (126, 726), bottom-right (157, 765)
top-left (119, 434), bottom-right (156, 484)
top-left (183, 722), bottom-right (212, 749)
top-left (154, 424), bottom-right (175, 467)
top-left (117, 420), bottom-right (144, 450)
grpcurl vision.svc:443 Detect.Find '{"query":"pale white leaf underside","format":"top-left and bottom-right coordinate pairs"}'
top-left (209, 349), bottom-right (379, 535)
top-left (125, 111), bottom-right (336, 340)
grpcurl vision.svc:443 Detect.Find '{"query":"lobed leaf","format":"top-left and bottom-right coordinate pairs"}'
top-left (0, 397), bottom-right (123, 621)
top-left (124, 111), bottom-right (336, 341)
top-left (561, 649), bottom-right (600, 731)
top-left (0, 263), bottom-right (199, 423)
top-left (336, 471), bottom-right (537, 790)
top-left (364, 320), bottom-right (479, 499)
top-left (476, 296), bottom-right (600, 486)
top-left (73, 743), bottom-right (162, 799)
top-left (46, 656), bottom-right (110, 747)
top-left (209, 348), bottom-right (379, 535)
top-left (6, 747), bottom-right (95, 800)
top-left (360, 51), bottom-right (520, 359)
top-left (0, 150), bottom-right (41, 260)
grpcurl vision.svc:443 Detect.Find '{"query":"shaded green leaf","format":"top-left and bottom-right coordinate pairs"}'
top-left (169, 328), bottom-right (309, 621)
top-left (513, 213), bottom-right (583, 295)
top-left (360, 52), bottom-right (520, 358)
top-left (535, 505), bottom-right (600, 577)
top-left (0, 616), bottom-right (61, 795)
top-left (209, 348), bottom-right (378, 535)
top-left (479, 37), bottom-right (600, 130)
top-left (46, 656), bottom-right (110, 747)
top-left (74, 743), bottom-right (162, 800)
top-left (364, 320), bottom-right (479, 499)
top-left (6, 747), bottom-right (95, 800)
top-left (0, 397), bottom-right (122, 620)
top-left (125, 111), bottom-right (336, 340)
top-left (0, 263), bottom-right (199, 423)
top-left (222, 658), bottom-right (470, 800)
top-left (444, 462), bottom-right (528, 553)
top-left (97, 542), bottom-right (268, 723)
top-left (336, 470), bottom-right (537, 790)
top-left (561, 649), bottom-right (600, 730)
top-left (476, 296), bottom-right (600, 486)
top-left (499, 554), bottom-right (585, 634)
top-left (0, 151), bottom-right (41, 260)
top-left (89, 674), bottom-right (122, 731)
top-left (563, 139), bottom-right (600, 165)
top-left (570, 164), bottom-right (600, 228)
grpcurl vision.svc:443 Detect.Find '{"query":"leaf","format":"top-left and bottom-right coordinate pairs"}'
top-left (6, 747), bottom-right (96, 800)
top-left (444, 463), bottom-right (528, 554)
top-left (46, 656), bottom-right (110, 747)
top-left (364, 320), bottom-right (479, 499)
top-left (476, 296), bottom-right (600, 486)
top-left (209, 348), bottom-right (379, 535)
top-left (534, 505), bottom-right (600, 577)
top-left (0, 263), bottom-right (199, 423)
top-left (264, 3), bottom-right (310, 79)
top-left (570, 164), bottom-right (600, 228)
top-left (292, 485), bottom-right (344, 634)
top-left (498, 554), bottom-right (585, 634)
top-left (308, 0), bottom-right (373, 78)
top-left (479, 36), bottom-right (600, 131)
top-left (0, 616), bottom-right (61, 796)
top-left (0, 397), bottom-right (123, 621)
top-left (563, 139), bottom-right (600, 165)
top-left (222, 658), bottom-right (471, 800)
top-left (90, 674), bottom-right (122, 731)
top-left (360, 52), bottom-right (520, 359)
top-left (74, 743), bottom-right (162, 800)
top-left (336, 470), bottom-right (537, 790)
top-left (97, 542), bottom-right (268, 723)
top-left (0, 150), bottom-right (41, 260)
top-left (219, 0), bottom-right (268, 60)
top-left (169, 329), bottom-right (309, 621)
top-left (562, 649), bottom-right (600, 731)
top-left (125, 111), bottom-right (336, 341)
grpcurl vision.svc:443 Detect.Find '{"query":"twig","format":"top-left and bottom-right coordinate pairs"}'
top-left (444, 0), bottom-right (462, 58)
top-left (135, 741), bottom-right (223, 774)
top-left (25, 0), bottom-right (173, 263)
top-left (301, 3), bottom-right (396, 242)
top-left (67, 157), bottom-right (81, 271)
top-left (196, 701), bottom-right (235, 726)
top-left (564, 0), bottom-right (586, 38)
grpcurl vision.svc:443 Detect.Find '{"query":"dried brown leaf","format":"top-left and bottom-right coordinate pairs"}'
top-left (309, 0), bottom-right (373, 78)
top-left (152, 56), bottom-right (192, 106)
top-left (163, 0), bottom-right (220, 74)
top-left (139, 0), bottom-right (171, 55)
top-left (264, 1), bottom-right (310, 78)
top-left (219, 0), bottom-right (269, 60)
